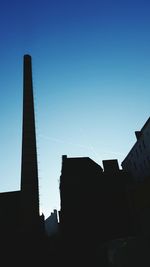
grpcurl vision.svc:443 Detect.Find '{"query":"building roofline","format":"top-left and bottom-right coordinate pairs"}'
top-left (141, 117), bottom-right (150, 132)
top-left (62, 155), bottom-right (103, 171)
top-left (0, 190), bottom-right (20, 195)
top-left (121, 117), bottom-right (150, 165)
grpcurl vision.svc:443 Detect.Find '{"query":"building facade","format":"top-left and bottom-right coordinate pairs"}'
top-left (121, 117), bottom-right (150, 182)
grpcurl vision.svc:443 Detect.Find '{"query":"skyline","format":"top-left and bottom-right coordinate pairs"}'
top-left (0, 0), bottom-right (150, 218)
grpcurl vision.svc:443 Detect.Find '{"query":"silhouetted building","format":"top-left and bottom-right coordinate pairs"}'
top-left (59, 155), bottom-right (133, 249)
top-left (45, 209), bottom-right (59, 236)
top-left (0, 191), bottom-right (21, 238)
top-left (121, 117), bottom-right (150, 182)
top-left (59, 155), bottom-right (102, 241)
top-left (0, 55), bottom-right (44, 240)
top-left (101, 159), bottom-right (134, 240)
top-left (121, 118), bottom-right (150, 237)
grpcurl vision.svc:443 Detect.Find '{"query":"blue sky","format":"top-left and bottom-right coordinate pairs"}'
top-left (0, 0), bottom-right (150, 218)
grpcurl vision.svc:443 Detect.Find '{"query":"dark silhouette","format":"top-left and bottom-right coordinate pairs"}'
top-left (1, 55), bottom-right (150, 266)
top-left (122, 117), bottom-right (150, 182)
top-left (59, 156), bottom-right (134, 266)
top-left (45, 209), bottom-right (59, 236)
top-left (0, 55), bottom-right (46, 266)
top-left (21, 55), bottom-right (42, 235)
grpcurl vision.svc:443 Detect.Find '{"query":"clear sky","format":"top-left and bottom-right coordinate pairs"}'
top-left (0, 0), bottom-right (150, 219)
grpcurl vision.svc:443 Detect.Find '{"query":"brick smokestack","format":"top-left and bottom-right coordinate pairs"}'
top-left (21, 55), bottom-right (40, 233)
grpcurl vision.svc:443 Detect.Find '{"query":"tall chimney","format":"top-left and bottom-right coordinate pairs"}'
top-left (21, 55), bottom-right (39, 232)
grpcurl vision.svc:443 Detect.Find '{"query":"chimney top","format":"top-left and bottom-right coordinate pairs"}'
top-left (135, 131), bottom-right (142, 140)
top-left (102, 159), bottom-right (119, 173)
top-left (24, 54), bottom-right (31, 60)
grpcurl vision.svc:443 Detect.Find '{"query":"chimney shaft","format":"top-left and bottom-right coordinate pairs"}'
top-left (21, 55), bottom-right (39, 228)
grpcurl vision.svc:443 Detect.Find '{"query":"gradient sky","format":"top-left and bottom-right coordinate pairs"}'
top-left (0, 0), bottom-right (150, 218)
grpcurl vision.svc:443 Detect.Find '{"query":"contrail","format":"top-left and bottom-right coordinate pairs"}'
top-left (39, 134), bottom-right (124, 159)
top-left (39, 134), bottom-right (93, 150)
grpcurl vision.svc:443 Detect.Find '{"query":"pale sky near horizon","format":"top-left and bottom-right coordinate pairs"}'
top-left (0, 0), bottom-right (150, 218)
